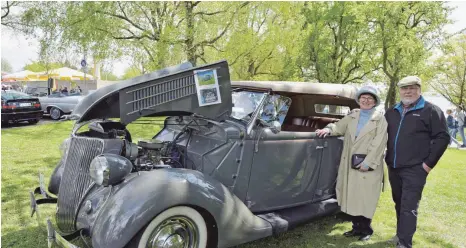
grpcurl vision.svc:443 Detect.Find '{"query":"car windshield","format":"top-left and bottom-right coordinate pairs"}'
top-left (231, 91), bottom-right (265, 121)
top-left (1, 90), bottom-right (32, 100)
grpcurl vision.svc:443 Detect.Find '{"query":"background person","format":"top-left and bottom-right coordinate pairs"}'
top-left (456, 105), bottom-right (466, 148)
top-left (384, 76), bottom-right (449, 248)
top-left (61, 86), bottom-right (69, 94)
top-left (446, 109), bottom-right (461, 148)
top-left (316, 86), bottom-right (388, 242)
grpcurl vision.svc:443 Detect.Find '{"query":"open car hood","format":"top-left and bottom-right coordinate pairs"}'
top-left (71, 60), bottom-right (232, 124)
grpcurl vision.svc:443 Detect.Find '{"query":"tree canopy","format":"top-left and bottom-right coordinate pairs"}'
top-left (299, 2), bottom-right (379, 84)
top-left (4, 1), bottom-right (456, 108)
top-left (365, 2), bottom-right (451, 108)
top-left (429, 34), bottom-right (466, 107)
top-left (23, 61), bottom-right (71, 72)
top-left (1, 58), bottom-right (13, 73)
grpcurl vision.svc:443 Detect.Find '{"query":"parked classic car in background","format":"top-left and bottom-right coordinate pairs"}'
top-left (38, 92), bottom-right (83, 120)
top-left (30, 60), bottom-right (358, 248)
top-left (1, 90), bottom-right (43, 125)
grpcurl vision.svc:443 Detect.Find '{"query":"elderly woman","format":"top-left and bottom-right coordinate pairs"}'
top-left (316, 86), bottom-right (388, 241)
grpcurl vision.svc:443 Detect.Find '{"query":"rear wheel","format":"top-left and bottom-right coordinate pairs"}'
top-left (49, 107), bottom-right (62, 120)
top-left (128, 206), bottom-right (208, 248)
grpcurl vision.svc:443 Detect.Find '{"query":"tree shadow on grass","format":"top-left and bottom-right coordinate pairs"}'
top-left (1, 167), bottom-right (55, 236)
top-left (236, 213), bottom-right (396, 248)
top-left (2, 190), bottom-right (57, 248)
top-left (415, 227), bottom-right (461, 248)
top-left (1, 224), bottom-right (49, 248)
top-left (2, 181), bottom-right (32, 228)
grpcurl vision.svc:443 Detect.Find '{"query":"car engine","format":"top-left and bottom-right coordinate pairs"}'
top-left (135, 139), bottom-right (176, 170)
top-left (121, 138), bottom-right (186, 172)
top-left (81, 120), bottom-right (191, 172)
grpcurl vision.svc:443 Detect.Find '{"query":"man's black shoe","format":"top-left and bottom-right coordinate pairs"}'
top-left (343, 229), bottom-right (361, 237)
top-left (358, 234), bottom-right (371, 241)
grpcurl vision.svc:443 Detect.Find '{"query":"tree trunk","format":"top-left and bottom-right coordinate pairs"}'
top-left (385, 78), bottom-right (398, 110)
top-left (460, 67), bottom-right (465, 106)
top-left (184, 2), bottom-right (196, 66)
top-left (248, 59), bottom-right (255, 79)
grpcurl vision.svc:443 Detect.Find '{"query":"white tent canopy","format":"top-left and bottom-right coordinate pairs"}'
top-left (2, 70), bottom-right (37, 80)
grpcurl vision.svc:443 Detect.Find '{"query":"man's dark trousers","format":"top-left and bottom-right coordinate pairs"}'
top-left (388, 164), bottom-right (428, 248)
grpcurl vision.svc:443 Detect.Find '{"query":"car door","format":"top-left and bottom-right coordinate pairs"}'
top-left (59, 95), bottom-right (80, 113)
top-left (246, 95), bottom-right (324, 212)
top-left (38, 92), bottom-right (58, 111)
top-left (52, 93), bottom-right (76, 113)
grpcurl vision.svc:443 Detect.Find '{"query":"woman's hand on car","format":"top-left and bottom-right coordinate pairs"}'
top-left (316, 128), bottom-right (330, 138)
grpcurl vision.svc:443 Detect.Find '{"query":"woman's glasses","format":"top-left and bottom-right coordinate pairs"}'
top-left (360, 96), bottom-right (375, 102)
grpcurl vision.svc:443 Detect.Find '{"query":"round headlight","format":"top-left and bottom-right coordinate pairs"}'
top-left (89, 154), bottom-right (133, 186)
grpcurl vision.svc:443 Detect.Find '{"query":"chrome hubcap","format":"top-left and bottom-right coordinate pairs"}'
top-left (51, 108), bottom-right (60, 119)
top-left (146, 216), bottom-right (198, 248)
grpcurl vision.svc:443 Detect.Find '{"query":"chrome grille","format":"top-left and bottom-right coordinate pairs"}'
top-left (126, 74), bottom-right (196, 115)
top-left (56, 137), bottom-right (104, 233)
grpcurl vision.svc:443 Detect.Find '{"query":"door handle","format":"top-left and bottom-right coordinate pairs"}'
top-left (316, 146), bottom-right (324, 149)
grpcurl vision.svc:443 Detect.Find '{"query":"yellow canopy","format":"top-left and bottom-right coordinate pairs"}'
top-left (36, 67), bottom-right (94, 81)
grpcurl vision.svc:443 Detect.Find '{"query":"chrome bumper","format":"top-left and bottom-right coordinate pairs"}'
top-left (29, 173), bottom-right (84, 248)
top-left (47, 219), bottom-right (80, 248)
top-left (29, 173), bottom-right (57, 218)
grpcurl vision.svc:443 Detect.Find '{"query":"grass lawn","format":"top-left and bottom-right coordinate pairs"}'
top-left (1, 120), bottom-right (465, 248)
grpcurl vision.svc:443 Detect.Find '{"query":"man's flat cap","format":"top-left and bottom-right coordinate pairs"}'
top-left (397, 76), bottom-right (421, 87)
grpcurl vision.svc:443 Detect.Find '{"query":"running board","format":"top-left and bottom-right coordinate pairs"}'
top-left (256, 198), bottom-right (339, 235)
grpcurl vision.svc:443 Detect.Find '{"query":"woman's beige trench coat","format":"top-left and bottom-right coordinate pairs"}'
top-left (325, 109), bottom-right (388, 219)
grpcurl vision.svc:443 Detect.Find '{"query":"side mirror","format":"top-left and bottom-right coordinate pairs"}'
top-left (270, 120), bottom-right (281, 134)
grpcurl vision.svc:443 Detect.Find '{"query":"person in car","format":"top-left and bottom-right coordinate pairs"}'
top-left (316, 85), bottom-right (388, 241)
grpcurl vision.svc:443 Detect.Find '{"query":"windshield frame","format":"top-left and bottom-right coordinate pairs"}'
top-left (231, 90), bottom-right (267, 123)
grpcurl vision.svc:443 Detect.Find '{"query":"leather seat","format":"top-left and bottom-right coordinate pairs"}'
top-left (282, 116), bottom-right (339, 132)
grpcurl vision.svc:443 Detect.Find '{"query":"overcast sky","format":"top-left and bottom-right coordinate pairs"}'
top-left (2, 1), bottom-right (466, 77)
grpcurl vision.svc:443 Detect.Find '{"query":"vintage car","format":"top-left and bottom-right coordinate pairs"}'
top-left (38, 92), bottom-right (83, 120)
top-left (1, 90), bottom-right (43, 125)
top-left (30, 60), bottom-right (358, 248)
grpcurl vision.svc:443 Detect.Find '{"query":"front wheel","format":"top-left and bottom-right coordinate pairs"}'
top-left (131, 206), bottom-right (208, 248)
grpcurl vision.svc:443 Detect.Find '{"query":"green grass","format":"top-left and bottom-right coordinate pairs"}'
top-left (1, 121), bottom-right (466, 248)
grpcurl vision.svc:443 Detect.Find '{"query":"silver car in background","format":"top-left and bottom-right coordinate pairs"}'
top-left (38, 92), bottom-right (83, 120)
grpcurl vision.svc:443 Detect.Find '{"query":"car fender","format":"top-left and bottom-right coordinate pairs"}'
top-left (48, 159), bottom-right (64, 194)
top-left (91, 169), bottom-right (272, 248)
top-left (45, 105), bottom-right (68, 114)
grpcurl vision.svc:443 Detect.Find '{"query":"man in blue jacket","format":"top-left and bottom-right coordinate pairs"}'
top-left (384, 76), bottom-right (449, 248)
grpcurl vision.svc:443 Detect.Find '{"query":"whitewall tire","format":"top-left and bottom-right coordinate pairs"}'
top-left (136, 206), bottom-right (208, 248)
